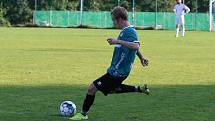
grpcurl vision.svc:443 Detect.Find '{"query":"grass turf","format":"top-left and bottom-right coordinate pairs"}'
top-left (0, 28), bottom-right (215, 121)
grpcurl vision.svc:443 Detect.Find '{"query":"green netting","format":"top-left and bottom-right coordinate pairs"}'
top-left (51, 11), bottom-right (68, 27)
top-left (213, 12), bottom-right (215, 29)
top-left (34, 11), bottom-right (210, 31)
top-left (34, 11), bottom-right (51, 25)
top-left (69, 11), bottom-right (80, 26)
top-left (82, 11), bottom-right (113, 28)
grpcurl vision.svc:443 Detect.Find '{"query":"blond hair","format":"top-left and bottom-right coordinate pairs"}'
top-left (111, 6), bottom-right (128, 20)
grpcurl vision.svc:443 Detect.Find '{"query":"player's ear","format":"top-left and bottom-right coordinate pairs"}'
top-left (117, 18), bottom-right (123, 23)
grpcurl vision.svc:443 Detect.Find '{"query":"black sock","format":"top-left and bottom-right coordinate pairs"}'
top-left (137, 86), bottom-right (142, 92)
top-left (113, 84), bottom-right (139, 93)
top-left (82, 94), bottom-right (95, 116)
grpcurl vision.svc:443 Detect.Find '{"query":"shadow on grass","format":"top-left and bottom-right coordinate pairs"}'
top-left (0, 84), bottom-right (215, 121)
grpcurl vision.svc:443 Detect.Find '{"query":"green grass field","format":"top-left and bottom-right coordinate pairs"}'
top-left (0, 28), bottom-right (215, 121)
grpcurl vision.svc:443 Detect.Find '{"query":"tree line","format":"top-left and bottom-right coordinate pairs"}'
top-left (0, 0), bottom-right (210, 26)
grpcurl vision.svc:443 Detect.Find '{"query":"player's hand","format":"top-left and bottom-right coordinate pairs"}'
top-left (141, 58), bottom-right (149, 67)
top-left (107, 38), bottom-right (119, 45)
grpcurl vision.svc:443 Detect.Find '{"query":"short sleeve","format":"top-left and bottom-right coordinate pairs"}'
top-left (125, 28), bottom-right (139, 43)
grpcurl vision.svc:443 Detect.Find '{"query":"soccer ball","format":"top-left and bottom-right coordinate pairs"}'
top-left (59, 101), bottom-right (76, 117)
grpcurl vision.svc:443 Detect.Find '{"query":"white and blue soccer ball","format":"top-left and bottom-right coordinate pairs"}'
top-left (59, 101), bottom-right (76, 117)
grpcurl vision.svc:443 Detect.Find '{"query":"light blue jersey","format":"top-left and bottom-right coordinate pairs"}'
top-left (107, 25), bottom-right (139, 77)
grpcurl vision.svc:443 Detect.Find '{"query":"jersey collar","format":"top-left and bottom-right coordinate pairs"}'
top-left (122, 25), bottom-right (134, 30)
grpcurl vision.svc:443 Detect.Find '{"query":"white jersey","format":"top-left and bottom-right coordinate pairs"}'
top-left (173, 3), bottom-right (190, 25)
top-left (173, 3), bottom-right (190, 17)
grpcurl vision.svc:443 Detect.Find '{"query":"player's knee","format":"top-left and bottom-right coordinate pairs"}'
top-left (181, 25), bottom-right (184, 28)
top-left (87, 83), bottom-right (97, 95)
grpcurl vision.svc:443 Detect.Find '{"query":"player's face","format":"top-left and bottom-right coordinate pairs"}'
top-left (176, 0), bottom-right (181, 3)
top-left (112, 16), bottom-right (119, 28)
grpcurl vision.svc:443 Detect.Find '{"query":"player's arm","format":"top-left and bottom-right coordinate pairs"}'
top-left (136, 49), bottom-right (149, 67)
top-left (184, 5), bottom-right (190, 14)
top-left (173, 5), bottom-right (177, 14)
top-left (173, 9), bottom-right (176, 13)
top-left (107, 38), bottom-right (139, 50)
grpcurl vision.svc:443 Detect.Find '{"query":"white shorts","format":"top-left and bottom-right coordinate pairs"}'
top-left (175, 16), bottom-right (184, 25)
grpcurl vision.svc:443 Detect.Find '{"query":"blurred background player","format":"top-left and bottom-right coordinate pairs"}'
top-left (173, 0), bottom-right (190, 37)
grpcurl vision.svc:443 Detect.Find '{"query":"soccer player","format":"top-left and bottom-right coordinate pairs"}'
top-left (173, 0), bottom-right (190, 37)
top-left (70, 6), bottom-right (150, 120)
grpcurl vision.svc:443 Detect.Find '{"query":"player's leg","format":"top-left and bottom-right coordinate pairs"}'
top-left (181, 24), bottom-right (185, 37)
top-left (176, 24), bottom-right (179, 37)
top-left (82, 83), bottom-right (97, 115)
top-left (182, 25), bottom-right (185, 36)
top-left (77, 73), bottom-right (114, 117)
top-left (110, 84), bottom-right (150, 95)
top-left (175, 17), bottom-right (180, 37)
top-left (181, 17), bottom-right (185, 37)
top-left (70, 83), bottom-right (97, 120)
top-left (110, 84), bottom-right (137, 93)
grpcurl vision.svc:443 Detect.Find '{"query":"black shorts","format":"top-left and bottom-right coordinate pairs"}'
top-left (93, 73), bottom-right (127, 96)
